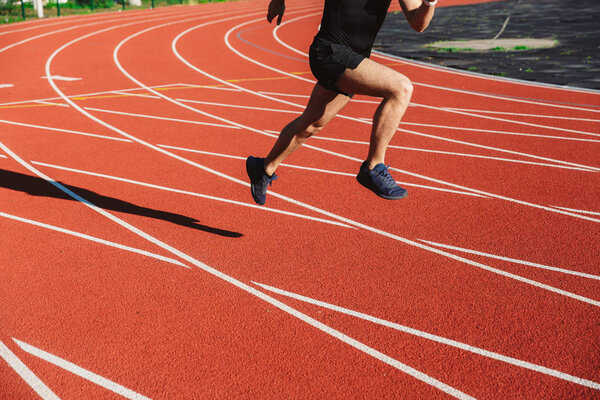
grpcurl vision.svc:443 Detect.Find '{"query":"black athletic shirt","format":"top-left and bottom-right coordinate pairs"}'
top-left (315, 0), bottom-right (393, 57)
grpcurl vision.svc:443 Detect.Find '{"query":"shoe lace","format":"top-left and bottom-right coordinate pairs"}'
top-left (379, 165), bottom-right (396, 186)
top-left (266, 173), bottom-right (278, 186)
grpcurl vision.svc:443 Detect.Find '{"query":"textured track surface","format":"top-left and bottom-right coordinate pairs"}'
top-left (0, 1), bottom-right (599, 398)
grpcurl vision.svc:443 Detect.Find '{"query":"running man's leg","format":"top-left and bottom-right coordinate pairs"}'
top-left (263, 83), bottom-right (351, 175)
top-left (336, 58), bottom-right (413, 199)
top-left (246, 83), bottom-right (350, 205)
top-left (336, 58), bottom-right (413, 170)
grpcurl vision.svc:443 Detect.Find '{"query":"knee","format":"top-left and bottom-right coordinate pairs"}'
top-left (390, 76), bottom-right (413, 103)
top-left (306, 120), bottom-right (327, 136)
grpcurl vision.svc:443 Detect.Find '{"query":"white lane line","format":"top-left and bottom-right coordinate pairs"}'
top-left (273, 12), bottom-right (600, 113)
top-left (253, 281), bottom-right (600, 391)
top-left (0, 154), bottom-right (6, 158)
top-left (395, 140), bottom-right (596, 172)
top-left (0, 6), bottom-right (197, 55)
top-left (34, 100), bottom-right (70, 107)
top-left (0, 12), bottom-right (103, 36)
top-left (3, 139), bottom-right (472, 399)
top-left (110, 90), bottom-right (160, 99)
top-left (1, 15), bottom-right (135, 54)
top-left (0, 84), bottom-right (14, 88)
top-left (177, 19), bottom-right (600, 223)
top-left (259, 90), bottom-right (600, 142)
top-left (552, 206), bottom-right (600, 216)
top-left (413, 81), bottom-right (600, 116)
top-left (0, 340), bottom-right (59, 400)
top-left (258, 90), bottom-right (309, 98)
top-left (0, 5), bottom-right (187, 37)
top-left (446, 107), bottom-right (600, 123)
top-left (158, 144), bottom-right (487, 198)
top-left (0, 82), bottom-right (189, 108)
top-left (398, 121), bottom-right (600, 143)
top-left (177, 83), bottom-right (242, 92)
top-left (84, 106), bottom-right (240, 130)
top-left (13, 339), bottom-right (150, 400)
top-left (427, 104), bottom-right (600, 139)
top-left (420, 240), bottom-right (600, 281)
top-left (0, 211), bottom-right (189, 268)
top-left (149, 87), bottom-right (600, 171)
top-left (31, 160), bottom-right (354, 229)
top-left (260, 130), bottom-right (594, 172)
top-left (176, 98), bottom-right (301, 114)
top-left (42, 75), bottom-right (81, 81)
top-left (0, 118), bottom-right (133, 142)
top-left (175, 98), bottom-right (600, 144)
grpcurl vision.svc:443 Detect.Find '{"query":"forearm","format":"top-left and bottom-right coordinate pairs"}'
top-left (400, 0), bottom-right (436, 32)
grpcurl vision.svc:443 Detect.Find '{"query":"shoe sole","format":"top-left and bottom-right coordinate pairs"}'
top-left (356, 173), bottom-right (408, 200)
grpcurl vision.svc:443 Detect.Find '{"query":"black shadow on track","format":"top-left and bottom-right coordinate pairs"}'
top-left (0, 169), bottom-right (243, 238)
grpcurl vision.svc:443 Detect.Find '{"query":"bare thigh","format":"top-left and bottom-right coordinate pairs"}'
top-left (336, 58), bottom-right (411, 99)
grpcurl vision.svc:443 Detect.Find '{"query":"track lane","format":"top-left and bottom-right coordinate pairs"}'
top-left (2, 0), bottom-right (599, 398)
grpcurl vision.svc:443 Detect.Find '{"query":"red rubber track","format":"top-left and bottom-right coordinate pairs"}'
top-left (1, 1), bottom-right (599, 399)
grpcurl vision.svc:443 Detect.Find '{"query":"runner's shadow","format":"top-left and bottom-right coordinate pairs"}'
top-left (0, 169), bottom-right (242, 238)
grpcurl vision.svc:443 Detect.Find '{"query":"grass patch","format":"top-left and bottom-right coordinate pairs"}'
top-left (1, 0), bottom-right (229, 23)
top-left (467, 66), bottom-right (478, 71)
top-left (436, 47), bottom-right (474, 53)
top-left (491, 47), bottom-right (506, 52)
top-left (513, 45), bottom-right (531, 50)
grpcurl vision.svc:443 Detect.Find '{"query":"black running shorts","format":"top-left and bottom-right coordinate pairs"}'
top-left (309, 37), bottom-right (365, 97)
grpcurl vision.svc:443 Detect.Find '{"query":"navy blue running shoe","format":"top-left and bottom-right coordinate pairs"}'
top-left (356, 161), bottom-right (408, 200)
top-left (246, 156), bottom-right (278, 205)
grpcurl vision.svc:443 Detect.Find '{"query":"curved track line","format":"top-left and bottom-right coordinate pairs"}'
top-left (253, 281), bottom-right (600, 390)
top-left (420, 240), bottom-right (600, 281)
top-left (0, 118), bottom-right (133, 142)
top-left (0, 7), bottom-right (195, 54)
top-left (0, 339), bottom-right (59, 400)
top-left (13, 339), bottom-right (151, 400)
top-left (255, 90), bottom-right (600, 141)
top-left (156, 143), bottom-right (488, 197)
top-left (0, 8), bottom-right (162, 37)
top-left (445, 107), bottom-right (600, 123)
top-left (0, 211), bottom-right (189, 268)
top-left (0, 143), bottom-right (474, 400)
top-left (175, 96), bottom-right (600, 142)
top-left (31, 160), bottom-right (355, 228)
top-left (419, 104), bottom-right (600, 139)
top-left (396, 125), bottom-right (599, 171)
top-left (173, 15), bottom-right (600, 224)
